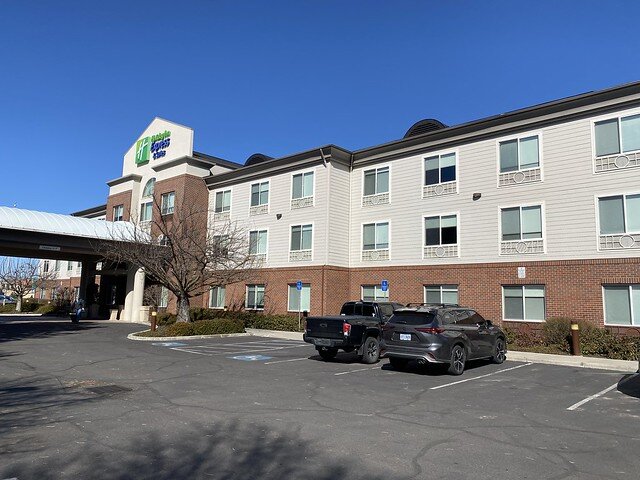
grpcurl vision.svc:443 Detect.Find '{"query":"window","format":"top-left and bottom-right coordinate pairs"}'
top-left (55, 260), bottom-right (60, 271)
top-left (67, 261), bottom-right (73, 271)
top-left (501, 206), bottom-right (542, 241)
top-left (113, 204), bottom-right (124, 222)
top-left (142, 178), bottom-right (155, 197)
top-left (503, 285), bottom-right (546, 321)
top-left (212, 235), bottom-right (229, 256)
top-left (424, 153), bottom-right (456, 185)
top-left (139, 202), bottom-right (152, 222)
top-left (159, 287), bottom-right (169, 308)
top-left (425, 215), bottom-right (457, 246)
top-left (292, 172), bottom-right (314, 199)
top-left (603, 285), bottom-right (639, 326)
top-left (209, 286), bottom-right (226, 309)
top-left (250, 181), bottom-right (269, 206)
top-left (499, 136), bottom-right (539, 173)
top-left (161, 192), bottom-right (175, 215)
top-left (361, 285), bottom-right (389, 301)
top-left (246, 284), bottom-right (265, 310)
top-left (363, 222), bottom-right (389, 250)
top-left (249, 230), bottom-right (268, 255)
top-left (598, 194), bottom-right (640, 235)
top-left (290, 224), bottom-right (312, 251)
top-left (424, 285), bottom-right (458, 304)
top-left (363, 167), bottom-right (389, 196)
top-left (215, 190), bottom-right (231, 213)
top-left (288, 284), bottom-right (311, 312)
top-left (595, 114), bottom-right (640, 157)
top-left (43, 260), bottom-right (49, 273)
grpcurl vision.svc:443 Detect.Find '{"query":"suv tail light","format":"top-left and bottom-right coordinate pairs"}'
top-left (343, 323), bottom-right (351, 336)
top-left (416, 327), bottom-right (445, 334)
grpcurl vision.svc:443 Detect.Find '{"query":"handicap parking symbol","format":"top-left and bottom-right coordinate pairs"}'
top-left (231, 355), bottom-right (273, 361)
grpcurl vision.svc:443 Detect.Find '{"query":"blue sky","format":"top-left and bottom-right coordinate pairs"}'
top-left (2, 0), bottom-right (640, 214)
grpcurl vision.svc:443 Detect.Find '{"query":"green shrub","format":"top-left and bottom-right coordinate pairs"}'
top-left (0, 304), bottom-right (17, 313)
top-left (156, 312), bottom-right (177, 325)
top-left (146, 318), bottom-right (245, 337)
top-left (35, 304), bottom-right (56, 315)
top-left (20, 302), bottom-right (41, 313)
top-left (245, 314), bottom-right (302, 332)
top-left (160, 322), bottom-right (194, 336)
top-left (581, 328), bottom-right (638, 361)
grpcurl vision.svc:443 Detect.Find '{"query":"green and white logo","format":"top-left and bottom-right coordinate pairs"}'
top-left (135, 137), bottom-right (151, 165)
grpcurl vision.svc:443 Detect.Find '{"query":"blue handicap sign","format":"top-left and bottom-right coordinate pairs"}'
top-left (296, 280), bottom-right (303, 291)
top-left (381, 280), bottom-right (389, 292)
top-left (152, 342), bottom-right (187, 347)
top-left (231, 355), bottom-right (273, 361)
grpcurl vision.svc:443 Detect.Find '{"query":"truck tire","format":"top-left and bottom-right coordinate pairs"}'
top-left (361, 336), bottom-right (380, 364)
top-left (317, 347), bottom-right (338, 361)
top-left (389, 357), bottom-right (408, 370)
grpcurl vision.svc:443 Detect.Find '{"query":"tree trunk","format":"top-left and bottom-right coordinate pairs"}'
top-left (177, 296), bottom-right (190, 323)
top-left (16, 296), bottom-right (22, 313)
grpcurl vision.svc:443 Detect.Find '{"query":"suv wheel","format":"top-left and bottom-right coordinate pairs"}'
top-left (389, 357), bottom-right (408, 370)
top-left (491, 338), bottom-right (506, 364)
top-left (361, 337), bottom-right (380, 364)
top-left (318, 347), bottom-right (338, 361)
top-left (447, 345), bottom-right (466, 375)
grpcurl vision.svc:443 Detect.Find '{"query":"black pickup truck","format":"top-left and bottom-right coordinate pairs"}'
top-left (303, 301), bottom-right (404, 363)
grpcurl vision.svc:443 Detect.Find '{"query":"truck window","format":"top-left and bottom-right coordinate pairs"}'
top-left (379, 304), bottom-right (394, 318)
top-left (340, 304), bottom-right (355, 315)
top-left (362, 304), bottom-right (375, 317)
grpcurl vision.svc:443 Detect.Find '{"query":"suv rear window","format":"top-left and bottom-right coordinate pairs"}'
top-left (390, 312), bottom-right (437, 326)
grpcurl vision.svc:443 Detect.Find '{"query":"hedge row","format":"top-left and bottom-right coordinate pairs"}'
top-left (504, 317), bottom-right (639, 361)
top-left (155, 307), bottom-right (303, 332)
top-left (139, 318), bottom-right (245, 337)
top-left (0, 302), bottom-right (46, 313)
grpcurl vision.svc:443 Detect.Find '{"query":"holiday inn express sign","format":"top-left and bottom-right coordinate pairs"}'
top-left (135, 130), bottom-right (172, 165)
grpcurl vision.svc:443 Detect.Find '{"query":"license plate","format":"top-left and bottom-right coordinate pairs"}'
top-left (315, 338), bottom-right (331, 346)
top-left (399, 333), bottom-right (412, 341)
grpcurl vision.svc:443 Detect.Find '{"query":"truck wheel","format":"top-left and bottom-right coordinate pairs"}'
top-left (317, 347), bottom-right (338, 361)
top-left (361, 337), bottom-right (380, 364)
top-left (389, 357), bottom-right (408, 370)
top-left (447, 345), bottom-right (466, 375)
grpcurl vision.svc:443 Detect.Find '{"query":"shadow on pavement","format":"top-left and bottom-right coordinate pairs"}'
top-left (617, 372), bottom-right (640, 399)
top-left (0, 318), bottom-right (102, 343)
top-left (2, 418), bottom-right (394, 480)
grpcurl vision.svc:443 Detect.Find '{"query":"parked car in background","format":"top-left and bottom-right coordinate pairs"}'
top-left (0, 294), bottom-right (16, 304)
top-left (381, 304), bottom-right (507, 375)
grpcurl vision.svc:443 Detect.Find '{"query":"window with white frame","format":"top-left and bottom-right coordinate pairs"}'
top-left (246, 284), bottom-right (265, 310)
top-left (499, 136), bottom-right (540, 173)
top-left (290, 224), bottom-right (312, 251)
top-left (209, 286), bottom-right (225, 309)
top-left (603, 285), bottom-right (639, 326)
top-left (113, 204), bottom-right (124, 222)
top-left (139, 202), bottom-right (152, 222)
top-left (250, 182), bottom-right (269, 207)
top-left (598, 194), bottom-right (640, 235)
top-left (425, 215), bottom-right (457, 246)
top-left (249, 230), bottom-right (268, 255)
top-left (288, 283), bottom-right (311, 312)
top-left (503, 285), bottom-right (546, 321)
top-left (215, 190), bottom-right (231, 213)
top-left (424, 285), bottom-right (458, 304)
top-left (55, 260), bottom-right (60, 271)
top-left (363, 222), bottom-right (389, 250)
top-left (594, 114), bottom-right (640, 157)
top-left (363, 167), bottom-right (389, 196)
top-left (501, 206), bottom-right (542, 241)
top-left (142, 178), bottom-right (155, 197)
top-left (425, 153), bottom-right (456, 185)
top-left (292, 172), bottom-right (314, 199)
top-left (159, 286), bottom-right (169, 308)
top-left (43, 260), bottom-right (49, 273)
top-left (67, 261), bottom-right (73, 271)
top-left (361, 285), bottom-right (389, 301)
top-left (161, 192), bottom-right (175, 215)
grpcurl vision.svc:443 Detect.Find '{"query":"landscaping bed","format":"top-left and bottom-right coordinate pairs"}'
top-left (155, 307), bottom-right (303, 332)
top-left (135, 318), bottom-right (245, 337)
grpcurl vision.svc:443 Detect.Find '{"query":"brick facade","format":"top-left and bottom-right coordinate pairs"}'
top-left (106, 191), bottom-right (132, 221)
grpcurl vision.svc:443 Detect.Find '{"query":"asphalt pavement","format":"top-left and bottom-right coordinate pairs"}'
top-left (1, 317), bottom-right (638, 479)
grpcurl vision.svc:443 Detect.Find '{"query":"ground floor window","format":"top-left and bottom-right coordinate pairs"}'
top-left (503, 285), bottom-right (545, 321)
top-left (424, 285), bottom-right (458, 304)
top-left (288, 284), bottom-right (311, 312)
top-left (246, 284), bottom-right (265, 310)
top-left (209, 286), bottom-right (225, 309)
top-left (603, 285), bottom-right (640, 326)
top-left (361, 285), bottom-right (389, 301)
top-left (159, 286), bottom-right (169, 308)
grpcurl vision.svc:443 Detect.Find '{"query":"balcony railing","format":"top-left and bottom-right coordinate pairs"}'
top-left (500, 239), bottom-right (544, 255)
top-left (594, 151), bottom-right (640, 173)
top-left (289, 249), bottom-right (312, 261)
top-left (213, 211), bottom-right (230, 222)
top-left (423, 181), bottom-right (457, 198)
top-left (498, 167), bottom-right (542, 187)
top-left (249, 204), bottom-right (269, 216)
top-left (599, 233), bottom-right (640, 250)
top-left (361, 249), bottom-right (389, 261)
top-left (291, 196), bottom-right (314, 210)
top-left (362, 192), bottom-right (389, 207)
top-left (423, 244), bottom-right (458, 258)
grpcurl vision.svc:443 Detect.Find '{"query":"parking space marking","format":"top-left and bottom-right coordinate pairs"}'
top-left (334, 366), bottom-right (382, 376)
top-left (430, 362), bottom-right (533, 390)
top-left (567, 373), bottom-right (638, 411)
top-left (169, 342), bottom-right (310, 358)
top-left (171, 347), bottom-right (214, 356)
top-left (264, 357), bottom-right (309, 365)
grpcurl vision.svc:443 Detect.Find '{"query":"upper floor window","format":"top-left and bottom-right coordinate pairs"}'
top-left (425, 153), bottom-right (456, 185)
top-left (161, 192), bottom-right (175, 215)
top-left (215, 190), bottom-right (231, 213)
top-left (363, 167), bottom-right (389, 196)
top-left (499, 136), bottom-right (539, 173)
top-left (598, 194), bottom-right (640, 235)
top-left (142, 178), bottom-right (155, 198)
top-left (290, 224), bottom-right (312, 251)
top-left (43, 260), bottom-right (49, 273)
top-left (425, 215), bottom-right (457, 246)
top-left (140, 202), bottom-right (152, 222)
top-left (292, 172), bottom-right (314, 199)
top-left (113, 204), bottom-right (124, 222)
top-left (595, 114), bottom-right (640, 157)
top-left (67, 261), bottom-right (73, 271)
top-left (603, 285), bottom-right (639, 326)
top-left (249, 230), bottom-right (268, 256)
top-left (363, 222), bottom-right (389, 250)
top-left (251, 181), bottom-right (269, 207)
top-left (501, 205), bottom-right (542, 241)
top-left (55, 260), bottom-right (60, 271)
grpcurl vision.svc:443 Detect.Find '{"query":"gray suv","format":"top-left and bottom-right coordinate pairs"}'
top-left (381, 304), bottom-right (507, 375)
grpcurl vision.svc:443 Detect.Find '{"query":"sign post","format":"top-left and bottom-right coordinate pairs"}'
top-left (296, 281), bottom-right (303, 330)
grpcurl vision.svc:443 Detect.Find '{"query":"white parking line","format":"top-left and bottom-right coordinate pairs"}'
top-left (264, 357), bottom-right (309, 365)
top-left (171, 347), bottom-right (214, 356)
top-left (334, 366), bottom-right (382, 376)
top-left (430, 363), bottom-right (533, 390)
top-left (567, 373), bottom-right (638, 411)
top-left (170, 344), bottom-right (309, 357)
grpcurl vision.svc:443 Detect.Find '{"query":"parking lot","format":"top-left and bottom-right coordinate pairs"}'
top-left (1, 318), bottom-right (639, 479)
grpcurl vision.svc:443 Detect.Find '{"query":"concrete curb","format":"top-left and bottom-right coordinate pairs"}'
top-left (127, 331), bottom-right (251, 341)
top-left (506, 350), bottom-right (637, 373)
top-left (0, 313), bottom-right (43, 317)
top-left (245, 328), bottom-right (304, 340)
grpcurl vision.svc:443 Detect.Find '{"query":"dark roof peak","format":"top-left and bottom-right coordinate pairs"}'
top-left (245, 153), bottom-right (274, 166)
top-left (404, 118), bottom-right (448, 138)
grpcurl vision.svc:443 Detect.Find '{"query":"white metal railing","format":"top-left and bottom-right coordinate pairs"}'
top-left (500, 239), bottom-right (544, 255)
top-left (594, 151), bottom-right (640, 173)
top-left (289, 250), bottom-right (312, 261)
top-left (423, 244), bottom-right (458, 258)
top-left (362, 192), bottom-right (389, 207)
top-left (599, 233), bottom-right (640, 250)
top-left (213, 211), bottom-right (230, 222)
top-left (423, 181), bottom-right (457, 198)
top-left (249, 204), bottom-right (269, 216)
top-left (498, 167), bottom-right (541, 187)
top-left (291, 196), bottom-right (314, 209)
top-left (361, 249), bottom-right (389, 261)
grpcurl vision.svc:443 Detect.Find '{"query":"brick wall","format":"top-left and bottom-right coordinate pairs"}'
top-left (106, 191), bottom-right (132, 221)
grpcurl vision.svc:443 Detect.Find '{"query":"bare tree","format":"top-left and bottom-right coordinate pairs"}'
top-left (0, 258), bottom-right (57, 312)
top-left (99, 195), bottom-right (261, 322)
